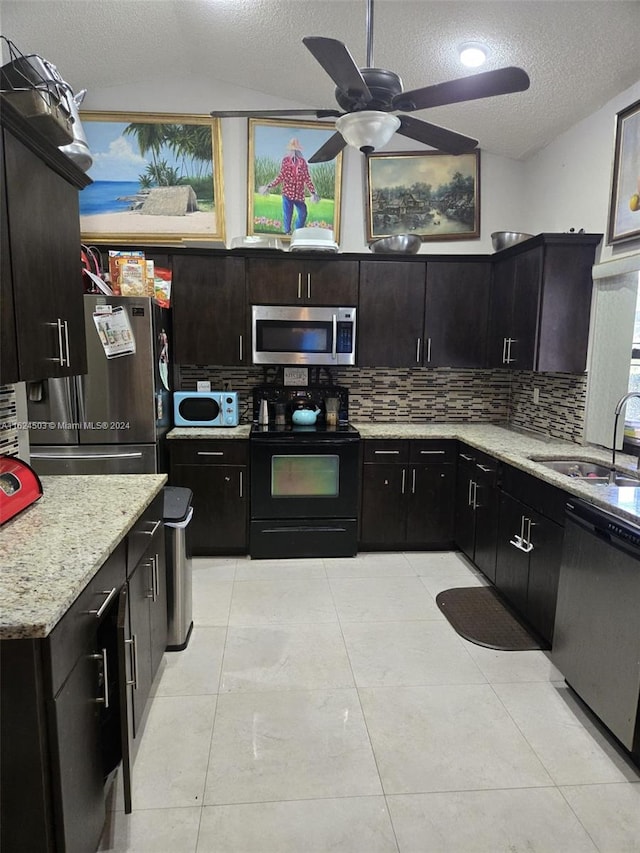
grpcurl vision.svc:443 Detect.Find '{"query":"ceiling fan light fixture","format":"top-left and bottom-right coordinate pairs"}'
top-left (459, 42), bottom-right (488, 68)
top-left (335, 111), bottom-right (401, 154)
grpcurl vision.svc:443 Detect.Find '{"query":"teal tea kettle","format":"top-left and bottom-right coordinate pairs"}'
top-left (291, 402), bottom-right (321, 425)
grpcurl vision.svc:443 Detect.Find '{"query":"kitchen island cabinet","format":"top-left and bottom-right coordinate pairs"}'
top-left (0, 98), bottom-right (91, 385)
top-left (169, 439), bottom-right (249, 554)
top-left (487, 233), bottom-right (601, 372)
top-left (0, 474), bottom-right (166, 853)
top-left (246, 256), bottom-right (358, 305)
top-left (172, 254), bottom-right (247, 365)
top-left (360, 439), bottom-right (456, 548)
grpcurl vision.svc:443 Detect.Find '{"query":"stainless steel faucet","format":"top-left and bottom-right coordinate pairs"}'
top-left (610, 392), bottom-right (640, 483)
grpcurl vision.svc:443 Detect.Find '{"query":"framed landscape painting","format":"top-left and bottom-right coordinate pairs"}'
top-left (365, 150), bottom-right (480, 241)
top-left (79, 111), bottom-right (225, 245)
top-left (607, 99), bottom-right (640, 245)
top-left (248, 118), bottom-right (343, 241)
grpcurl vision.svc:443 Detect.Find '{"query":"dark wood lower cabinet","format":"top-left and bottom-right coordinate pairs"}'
top-left (169, 440), bottom-right (249, 555)
top-left (360, 440), bottom-right (456, 549)
top-left (454, 445), bottom-right (500, 582)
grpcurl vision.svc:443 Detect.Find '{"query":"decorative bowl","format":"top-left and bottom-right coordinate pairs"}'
top-left (491, 231), bottom-right (534, 251)
top-left (369, 234), bottom-right (421, 254)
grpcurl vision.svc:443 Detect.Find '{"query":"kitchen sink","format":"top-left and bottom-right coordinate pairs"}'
top-left (529, 457), bottom-right (640, 487)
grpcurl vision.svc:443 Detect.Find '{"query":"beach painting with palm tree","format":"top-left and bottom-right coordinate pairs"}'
top-left (79, 112), bottom-right (225, 245)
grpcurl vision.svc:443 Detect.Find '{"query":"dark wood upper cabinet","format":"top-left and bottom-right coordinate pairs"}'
top-left (487, 234), bottom-right (601, 372)
top-left (425, 260), bottom-right (491, 368)
top-left (172, 254), bottom-right (246, 365)
top-left (246, 256), bottom-right (358, 305)
top-left (358, 260), bottom-right (426, 366)
top-left (1, 101), bottom-right (90, 384)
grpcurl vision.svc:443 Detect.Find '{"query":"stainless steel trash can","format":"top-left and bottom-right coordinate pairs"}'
top-left (164, 486), bottom-right (194, 651)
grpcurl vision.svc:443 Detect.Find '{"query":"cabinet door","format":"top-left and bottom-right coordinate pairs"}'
top-left (127, 558), bottom-right (154, 736)
top-left (4, 131), bottom-right (86, 380)
top-left (526, 513), bottom-right (563, 643)
top-left (495, 492), bottom-right (530, 614)
top-left (172, 254), bottom-right (246, 365)
top-left (487, 256), bottom-right (516, 368)
top-left (0, 130), bottom-right (19, 384)
top-left (508, 248), bottom-right (542, 370)
top-left (171, 463), bottom-right (247, 554)
top-left (246, 257), bottom-right (358, 305)
top-left (358, 260), bottom-right (426, 366)
top-left (424, 261), bottom-right (490, 367)
top-left (406, 463), bottom-right (455, 545)
top-left (49, 652), bottom-right (106, 853)
top-left (360, 463), bottom-right (407, 546)
top-left (454, 452), bottom-right (476, 560)
top-left (472, 470), bottom-right (499, 583)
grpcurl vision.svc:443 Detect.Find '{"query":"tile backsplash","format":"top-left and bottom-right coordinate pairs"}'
top-left (176, 365), bottom-right (587, 443)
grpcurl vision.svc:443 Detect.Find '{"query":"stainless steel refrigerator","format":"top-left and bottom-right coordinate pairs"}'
top-left (27, 295), bottom-right (172, 474)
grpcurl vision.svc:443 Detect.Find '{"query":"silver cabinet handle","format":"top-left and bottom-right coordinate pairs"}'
top-left (426, 337), bottom-right (432, 363)
top-left (460, 453), bottom-right (474, 461)
top-left (197, 451), bottom-right (224, 456)
top-left (87, 587), bottom-right (118, 618)
top-left (297, 272), bottom-right (302, 300)
top-left (401, 468), bottom-right (406, 494)
top-left (476, 464), bottom-right (493, 473)
top-left (416, 337), bottom-right (421, 363)
top-left (374, 449), bottom-right (400, 455)
top-left (239, 334), bottom-right (243, 361)
top-left (502, 337), bottom-right (508, 364)
top-left (331, 313), bottom-right (337, 359)
top-left (47, 320), bottom-right (67, 365)
top-left (125, 636), bottom-right (138, 688)
top-left (307, 272), bottom-right (311, 300)
top-left (505, 338), bottom-right (516, 364)
top-left (523, 517), bottom-right (535, 551)
top-left (411, 468), bottom-right (416, 494)
top-left (420, 450), bottom-right (445, 455)
top-left (239, 470), bottom-right (244, 499)
top-left (63, 319), bottom-right (70, 369)
top-left (92, 647), bottom-right (109, 708)
top-left (471, 481), bottom-right (478, 510)
top-left (468, 479), bottom-right (474, 506)
top-left (143, 519), bottom-right (162, 536)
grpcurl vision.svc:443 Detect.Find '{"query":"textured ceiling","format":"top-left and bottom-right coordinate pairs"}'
top-left (1, 0), bottom-right (639, 160)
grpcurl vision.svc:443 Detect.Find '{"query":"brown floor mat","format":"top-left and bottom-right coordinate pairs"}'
top-left (435, 586), bottom-right (547, 651)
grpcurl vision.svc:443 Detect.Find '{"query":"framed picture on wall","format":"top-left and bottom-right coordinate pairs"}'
top-left (248, 118), bottom-right (343, 241)
top-left (365, 150), bottom-right (480, 242)
top-left (79, 111), bottom-right (225, 245)
top-left (607, 98), bottom-right (640, 245)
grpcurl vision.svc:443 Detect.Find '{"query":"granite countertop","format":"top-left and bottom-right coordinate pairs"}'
top-left (167, 425), bottom-right (251, 439)
top-left (0, 474), bottom-right (167, 640)
top-left (352, 422), bottom-right (640, 524)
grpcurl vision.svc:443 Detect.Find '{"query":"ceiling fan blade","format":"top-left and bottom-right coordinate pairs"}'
top-left (397, 115), bottom-right (478, 155)
top-left (393, 66), bottom-right (530, 112)
top-left (303, 36), bottom-right (372, 105)
top-left (209, 108), bottom-right (341, 118)
top-left (308, 131), bottom-right (347, 164)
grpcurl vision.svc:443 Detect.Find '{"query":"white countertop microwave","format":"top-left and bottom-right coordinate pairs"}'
top-left (252, 305), bottom-right (356, 366)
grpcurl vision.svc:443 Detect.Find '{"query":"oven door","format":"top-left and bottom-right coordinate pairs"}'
top-left (250, 435), bottom-right (359, 520)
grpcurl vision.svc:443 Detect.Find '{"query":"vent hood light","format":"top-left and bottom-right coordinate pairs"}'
top-left (335, 111), bottom-right (401, 154)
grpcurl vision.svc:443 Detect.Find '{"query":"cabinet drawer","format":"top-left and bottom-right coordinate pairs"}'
top-left (501, 464), bottom-right (568, 525)
top-left (169, 439), bottom-right (249, 466)
top-left (46, 540), bottom-right (126, 696)
top-left (409, 440), bottom-right (456, 463)
top-left (127, 492), bottom-right (164, 576)
top-left (362, 440), bottom-right (408, 463)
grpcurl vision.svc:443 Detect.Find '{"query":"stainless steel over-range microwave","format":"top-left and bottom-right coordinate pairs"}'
top-left (252, 305), bottom-right (356, 366)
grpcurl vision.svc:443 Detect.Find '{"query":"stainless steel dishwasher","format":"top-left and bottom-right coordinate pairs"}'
top-left (552, 498), bottom-right (640, 763)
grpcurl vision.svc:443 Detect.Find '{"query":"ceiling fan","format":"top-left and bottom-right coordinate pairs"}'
top-left (210, 0), bottom-right (530, 163)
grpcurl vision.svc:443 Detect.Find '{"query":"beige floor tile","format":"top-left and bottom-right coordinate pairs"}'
top-left (220, 622), bottom-right (354, 692)
top-left (235, 556), bottom-right (326, 580)
top-left (204, 688), bottom-right (382, 804)
top-left (228, 577), bottom-right (338, 625)
top-left (330, 576), bottom-right (444, 621)
top-left (155, 626), bottom-right (226, 696)
top-left (561, 782), bottom-right (640, 852)
top-left (325, 552), bottom-right (417, 578)
top-left (192, 578), bottom-right (233, 626)
top-left (387, 788), bottom-right (598, 852)
top-left (493, 682), bottom-right (640, 785)
top-left (197, 797), bottom-right (398, 853)
top-left (359, 684), bottom-right (553, 793)
top-left (192, 556), bottom-right (237, 581)
top-left (341, 619), bottom-right (486, 687)
top-left (98, 806), bottom-right (201, 852)
top-left (462, 642), bottom-right (564, 684)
